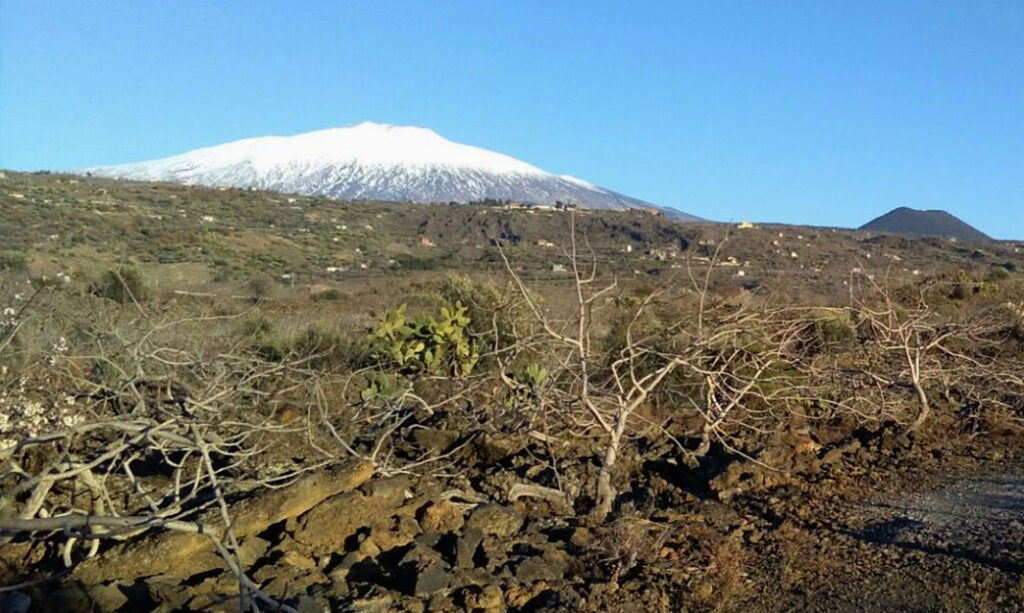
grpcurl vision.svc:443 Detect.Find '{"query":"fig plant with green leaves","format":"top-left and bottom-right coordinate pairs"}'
top-left (369, 301), bottom-right (480, 378)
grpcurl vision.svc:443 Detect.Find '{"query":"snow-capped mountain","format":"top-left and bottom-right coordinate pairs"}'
top-left (82, 122), bottom-right (699, 219)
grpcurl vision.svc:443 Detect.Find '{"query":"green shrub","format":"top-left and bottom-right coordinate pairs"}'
top-left (369, 302), bottom-right (480, 377)
top-left (395, 254), bottom-right (440, 270)
top-left (91, 266), bottom-right (147, 304)
top-left (247, 274), bottom-right (275, 303)
top-left (311, 288), bottom-right (342, 301)
top-left (600, 297), bottom-right (686, 370)
top-left (813, 310), bottom-right (855, 350)
top-left (986, 267), bottom-right (1011, 282)
top-left (290, 324), bottom-right (343, 360)
top-left (252, 337), bottom-right (288, 363)
top-left (438, 273), bottom-right (522, 354)
top-left (253, 322), bottom-right (363, 370)
top-left (949, 284), bottom-right (970, 300)
top-left (238, 315), bottom-right (274, 338)
top-left (0, 251), bottom-right (28, 273)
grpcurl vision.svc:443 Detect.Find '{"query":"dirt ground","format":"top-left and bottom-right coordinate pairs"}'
top-left (738, 454), bottom-right (1024, 612)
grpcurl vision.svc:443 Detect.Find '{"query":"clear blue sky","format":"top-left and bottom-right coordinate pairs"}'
top-left (2, 2), bottom-right (1022, 238)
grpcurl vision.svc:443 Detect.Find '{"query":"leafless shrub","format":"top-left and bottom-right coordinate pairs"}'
top-left (821, 273), bottom-right (1012, 433)
top-left (497, 216), bottom-right (813, 519)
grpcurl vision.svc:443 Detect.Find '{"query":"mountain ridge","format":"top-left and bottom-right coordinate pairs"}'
top-left (81, 122), bottom-right (703, 221)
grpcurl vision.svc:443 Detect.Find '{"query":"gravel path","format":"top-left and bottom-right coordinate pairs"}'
top-left (859, 474), bottom-right (1024, 575)
top-left (761, 472), bottom-right (1024, 612)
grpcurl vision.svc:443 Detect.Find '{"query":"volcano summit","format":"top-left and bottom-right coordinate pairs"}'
top-left (83, 122), bottom-right (699, 219)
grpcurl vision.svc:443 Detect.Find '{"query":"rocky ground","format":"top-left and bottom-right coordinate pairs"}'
top-left (1, 422), bottom-right (1022, 612)
top-left (744, 471), bottom-right (1024, 612)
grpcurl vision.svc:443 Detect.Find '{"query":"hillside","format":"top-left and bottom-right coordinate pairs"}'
top-left (2, 170), bottom-right (1024, 613)
top-left (1, 172), bottom-right (1021, 304)
top-left (859, 206), bottom-right (992, 241)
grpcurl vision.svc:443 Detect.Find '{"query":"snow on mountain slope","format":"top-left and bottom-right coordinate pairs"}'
top-left (81, 122), bottom-right (701, 219)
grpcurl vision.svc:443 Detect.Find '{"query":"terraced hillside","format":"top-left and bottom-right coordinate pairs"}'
top-left (2, 172), bottom-right (1021, 300)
